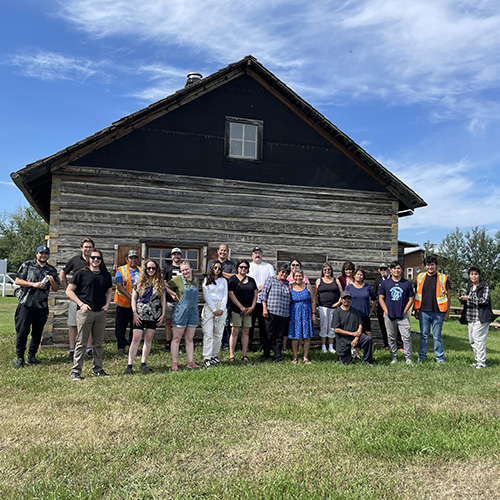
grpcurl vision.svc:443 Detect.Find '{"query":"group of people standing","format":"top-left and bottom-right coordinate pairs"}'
top-left (12, 240), bottom-right (497, 376)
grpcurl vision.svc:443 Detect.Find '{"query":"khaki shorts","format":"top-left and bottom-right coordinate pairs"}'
top-left (164, 302), bottom-right (175, 320)
top-left (231, 311), bottom-right (252, 328)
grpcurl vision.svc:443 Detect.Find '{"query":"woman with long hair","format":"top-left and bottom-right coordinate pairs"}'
top-left (314, 262), bottom-right (342, 354)
top-left (125, 259), bottom-right (165, 374)
top-left (166, 260), bottom-right (200, 371)
top-left (338, 261), bottom-right (355, 289)
top-left (201, 261), bottom-right (228, 368)
top-left (289, 269), bottom-right (316, 364)
top-left (228, 259), bottom-right (258, 362)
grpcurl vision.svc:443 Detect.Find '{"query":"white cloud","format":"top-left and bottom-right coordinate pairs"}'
top-left (389, 158), bottom-right (500, 231)
top-left (52, 0), bottom-right (500, 129)
top-left (7, 50), bottom-right (105, 82)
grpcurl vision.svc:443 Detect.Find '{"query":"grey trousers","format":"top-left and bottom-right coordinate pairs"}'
top-left (72, 309), bottom-right (106, 375)
top-left (384, 313), bottom-right (412, 360)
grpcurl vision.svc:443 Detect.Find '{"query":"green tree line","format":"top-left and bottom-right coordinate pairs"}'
top-left (0, 206), bottom-right (49, 272)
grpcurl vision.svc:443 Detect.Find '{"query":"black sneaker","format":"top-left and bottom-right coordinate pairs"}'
top-left (222, 345), bottom-right (230, 351)
top-left (140, 363), bottom-right (153, 373)
top-left (210, 356), bottom-right (221, 366)
top-left (14, 358), bottom-right (25, 369)
top-left (124, 365), bottom-right (133, 375)
top-left (163, 343), bottom-right (171, 353)
top-left (203, 359), bottom-right (211, 369)
top-left (92, 370), bottom-right (110, 377)
top-left (71, 372), bottom-right (82, 381)
top-left (86, 349), bottom-right (93, 357)
top-left (68, 351), bottom-right (74, 362)
top-left (26, 356), bottom-right (41, 365)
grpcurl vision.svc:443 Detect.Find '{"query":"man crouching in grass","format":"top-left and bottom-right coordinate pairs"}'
top-left (333, 291), bottom-right (374, 366)
top-left (66, 249), bottom-right (113, 380)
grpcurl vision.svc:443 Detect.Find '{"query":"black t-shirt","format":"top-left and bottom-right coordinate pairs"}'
top-left (162, 263), bottom-right (182, 303)
top-left (420, 273), bottom-right (451, 312)
top-left (228, 275), bottom-right (257, 313)
top-left (333, 306), bottom-right (362, 355)
top-left (71, 269), bottom-right (112, 311)
top-left (62, 254), bottom-right (86, 275)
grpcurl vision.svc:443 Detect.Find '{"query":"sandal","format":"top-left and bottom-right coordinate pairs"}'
top-left (303, 358), bottom-right (312, 365)
top-left (229, 356), bottom-right (235, 363)
top-left (241, 355), bottom-right (250, 362)
top-left (291, 359), bottom-right (298, 364)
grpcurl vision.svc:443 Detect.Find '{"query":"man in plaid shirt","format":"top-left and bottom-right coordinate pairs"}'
top-left (261, 264), bottom-right (291, 363)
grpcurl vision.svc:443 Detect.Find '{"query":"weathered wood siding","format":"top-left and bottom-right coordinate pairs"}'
top-left (46, 166), bottom-right (398, 345)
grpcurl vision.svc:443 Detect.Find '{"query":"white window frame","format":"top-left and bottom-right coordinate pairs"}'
top-left (225, 116), bottom-right (263, 162)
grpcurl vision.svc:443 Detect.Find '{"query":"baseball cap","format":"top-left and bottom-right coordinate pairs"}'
top-left (340, 290), bottom-right (352, 299)
top-left (127, 250), bottom-right (139, 258)
top-left (252, 246), bottom-right (262, 253)
top-left (171, 247), bottom-right (182, 255)
top-left (36, 245), bottom-right (50, 254)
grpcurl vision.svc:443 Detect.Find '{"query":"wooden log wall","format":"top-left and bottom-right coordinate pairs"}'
top-left (45, 166), bottom-right (399, 346)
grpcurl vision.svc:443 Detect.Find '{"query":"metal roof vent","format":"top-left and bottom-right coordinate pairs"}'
top-left (185, 72), bottom-right (203, 87)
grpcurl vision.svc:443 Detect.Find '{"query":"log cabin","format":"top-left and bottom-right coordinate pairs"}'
top-left (11, 55), bottom-right (426, 345)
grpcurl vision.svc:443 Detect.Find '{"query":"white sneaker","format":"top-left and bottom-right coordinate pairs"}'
top-left (406, 359), bottom-right (413, 366)
top-left (322, 345), bottom-right (327, 353)
top-left (391, 359), bottom-right (398, 365)
top-left (328, 346), bottom-right (336, 354)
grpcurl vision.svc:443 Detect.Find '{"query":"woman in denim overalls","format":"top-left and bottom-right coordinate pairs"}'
top-left (166, 261), bottom-right (199, 370)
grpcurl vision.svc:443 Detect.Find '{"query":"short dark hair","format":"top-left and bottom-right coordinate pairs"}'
top-left (423, 255), bottom-right (438, 265)
top-left (236, 259), bottom-right (250, 270)
top-left (289, 259), bottom-right (302, 268)
top-left (278, 264), bottom-right (290, 274)
top-left (389, 261), bottom-right (402, 269)
top-left (468, 266), bottom-right (481, 276)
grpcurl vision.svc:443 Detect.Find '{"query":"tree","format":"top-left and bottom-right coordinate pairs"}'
top-left (0, 206), bottom-right (49, 272)
top-left (422, 239), bottom-right (437, 259)
top-left (462, 226), bottom-right (500, 286)
top-left (439, 227), bottom-right (466, 292)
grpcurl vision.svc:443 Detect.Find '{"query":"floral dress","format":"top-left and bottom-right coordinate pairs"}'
top-left (288, 286), bottom-right (314, 339)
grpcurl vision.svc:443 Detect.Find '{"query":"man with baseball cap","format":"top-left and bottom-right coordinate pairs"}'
top-left (162, 248), bottom-right (183, 352)
top-left (333, 290), bottom-right (374, 365)
top-left (14, 244), bottom-right (60, 369)
top-left (114, 249), bottom-right (141, 354)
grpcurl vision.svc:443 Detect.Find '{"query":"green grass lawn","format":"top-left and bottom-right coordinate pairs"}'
top-left (0, 297), bottom-right (499, 499)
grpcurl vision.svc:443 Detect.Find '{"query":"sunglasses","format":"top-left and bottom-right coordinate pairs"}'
top-left (238, 266), bottom-right (248, 270)
top-left (90, 256), bottom-right (102, 261)
top-left (146, 266), bottom-right (156, 271)
top-left (213, 267), bottom-right (222, 271)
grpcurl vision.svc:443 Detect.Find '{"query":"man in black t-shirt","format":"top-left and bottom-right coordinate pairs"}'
top-left (413, 255), bottom-right (450, 364)
top-left (162, 248), bottom-right (183, 352)
top-left (333, 291), bottom-right (374, 365)
top-left (60, 237), bottom-right (95, 361)
top-left (66, 249), bottom-right (113, 380)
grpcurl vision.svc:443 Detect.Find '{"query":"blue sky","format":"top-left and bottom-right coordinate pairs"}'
top-left (1, 0), bottom-right (499, 247)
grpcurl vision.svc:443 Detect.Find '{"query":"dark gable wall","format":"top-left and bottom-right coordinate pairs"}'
top-left (70, 74), bottom-right (385, 192)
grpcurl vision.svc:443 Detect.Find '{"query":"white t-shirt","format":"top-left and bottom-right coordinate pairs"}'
top-left (249, 261), bottom-right (275, 303)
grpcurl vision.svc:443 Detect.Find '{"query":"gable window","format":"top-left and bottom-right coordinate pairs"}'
top-left (225, 117), bottom-right (263, 161)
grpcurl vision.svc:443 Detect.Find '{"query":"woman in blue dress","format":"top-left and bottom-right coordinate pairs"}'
top-left (288, 269), bottom-right (316, 364)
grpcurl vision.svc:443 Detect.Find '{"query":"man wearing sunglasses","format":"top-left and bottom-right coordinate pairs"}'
top-left (333, 290), bottom-right (374, 365)
top-left (66, 249), bottom-right (113, 380)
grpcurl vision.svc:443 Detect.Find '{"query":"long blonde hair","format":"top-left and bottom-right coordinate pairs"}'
top-left (136, 259), bottom-right (164, 296)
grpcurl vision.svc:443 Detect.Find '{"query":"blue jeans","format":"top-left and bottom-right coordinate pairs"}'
top-left (418, 311), bottom-right (445, 362)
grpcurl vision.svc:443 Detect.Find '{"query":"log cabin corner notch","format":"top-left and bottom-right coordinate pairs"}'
top-left (11, 54), bottom-right (426, 344)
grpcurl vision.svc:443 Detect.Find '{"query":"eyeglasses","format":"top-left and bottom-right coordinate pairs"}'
top-left (90, 256), bottom-right (102, 261)
top-left (146, 266), bottom-right (156, 271)
top-left (238, 266), bottom-right (248, 270)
